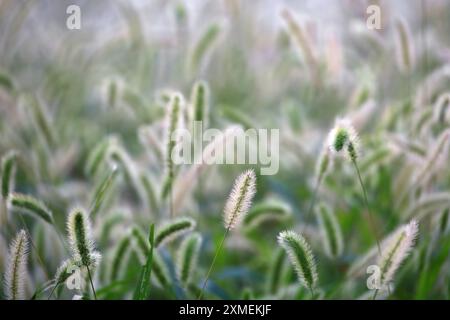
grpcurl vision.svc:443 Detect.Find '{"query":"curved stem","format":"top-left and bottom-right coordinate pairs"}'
top-left (198, 228), bottom-right (229, 300)
top-left (352, 159), bottom-right (382, 257)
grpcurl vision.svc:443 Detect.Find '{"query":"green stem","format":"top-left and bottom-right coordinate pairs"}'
top-left (301, 176), bottom-right (322, 233)
top-left (309, 286), bottom-right (315, 300)
top-left (372, 289), bottom-right (378, 300)
top-left (198, 227), bottom-right (229, 300)
top-left (47, 280), bottom-right (61, 300)
top-left (86, 265), bottom-right (97, 300)
top-left (352, 159), bottom-right (382, 257)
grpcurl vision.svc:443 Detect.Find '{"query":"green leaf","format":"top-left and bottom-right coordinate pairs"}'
top-left (133, 223), bottom-right (155, 300)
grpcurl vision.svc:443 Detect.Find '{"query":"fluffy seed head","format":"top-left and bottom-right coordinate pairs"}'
top-left (176, 232), bottom-right (202, 286)
top-left (162, 92), bottom-right (184, 199)
top-left (395, 18), bottom-right (415, 73)
top-left (224, 170), bottom-right (257, 230)
top-left (277, 230), bottom-right (318, 290)
top-left (154, 217), bottom-right (196, 248)
top-left (110, 232), bottom-right (132, 281)
top-left (67, 208), bottom-right (100, 268)
top-left (1, 150), bottom-right (17, 199)
top-left (4, 230), bottom-right (29, 300)
top-left (190, 80), bottom-right (210, 127)
top-left (378, 219), bottom-right (419, 286)
top-left (327, 118), bottom-right (360, 161)
top-left (243, 200), bottom-right (291, 230)
top-left (54, 259), bottom-right (79, 286)
top-left (433, 93), bottom-right (450, 125)
top-left (9, 193), bottom-right (54, 224)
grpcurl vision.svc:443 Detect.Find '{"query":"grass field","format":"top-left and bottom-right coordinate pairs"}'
top-left (0, 0), bottom-right (449, 300)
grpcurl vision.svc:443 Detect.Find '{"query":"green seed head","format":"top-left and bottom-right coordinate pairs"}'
top-left (154, 217), bottom-right (196, 248)
top-left (4, 230), bottom-right (29, 300)
top-left (1, 150), bottom-right (17, 199)
top-left (9, 193), bottom-right (54, 224)
top-left (334, 129), bottom-right (348, 152)
top-left (67, 209), bottom-right (100, 268)
top-left (277, 230), bottom-right (318, 290)
top-left (328, 118), bottom-right (360, 161)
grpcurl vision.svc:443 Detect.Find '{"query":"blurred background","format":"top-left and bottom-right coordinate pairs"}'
top-left (0, 0), bottom-right (450, 300)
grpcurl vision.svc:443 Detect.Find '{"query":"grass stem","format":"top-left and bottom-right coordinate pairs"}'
top-left (198, 227), bottom-right (229, 300)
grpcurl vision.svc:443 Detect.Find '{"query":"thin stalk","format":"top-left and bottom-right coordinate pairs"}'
top-left (372, 288), bottom-right (379, 300)
top-left (198, 227), bottom-right (229, 300)
top-left (309, 286), bottom-right (315, 299)
top-left (301, 176), bottom-right (322, 233)
top-left (86, 265), bottom-right (97, 300)
top-left (47, 280), bottom-right (61, 300)
top-left (352, 159), bottom-right (382, 257)
top-left (170, 189), bottom-right (173, 219)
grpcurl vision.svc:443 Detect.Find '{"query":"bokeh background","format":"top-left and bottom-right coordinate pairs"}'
top-left (0, 0), bottom-right (450, 300)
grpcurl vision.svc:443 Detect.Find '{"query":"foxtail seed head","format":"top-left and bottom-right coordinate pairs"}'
top-left (162, 92), bottom-right (184, 199)
top-left (4, 230), bottom-right (28, 300)
top-left (327, 118), bottom-right (360, 161)
top-left (154, 217), bottom-right (196, 248)
top-left (67, 209), bottom-right (101, 268)
top-left (54, 259), bottom-right (79, 286)
top-left (224, 170), bottom-right (257, 230)
top-left (378, 219), bottom-right (419, 287)
top-left (277, 230), bottom-right (318, 290)
top-left (190, 80), bottom-right (210, 128)
top-left (176, 232), bottom-right (202, 286)
top-left (9, 193), bottom-right (54, 224)
top-left (1, 150), bottom-right (17, 199)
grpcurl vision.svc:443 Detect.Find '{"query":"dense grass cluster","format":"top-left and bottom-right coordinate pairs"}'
top-left (0, 0), bottom-right (450, 300)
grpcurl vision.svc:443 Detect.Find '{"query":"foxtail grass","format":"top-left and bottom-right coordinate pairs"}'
top-left (277, 230), bottom-right (318, 297)
top-left (29, 96), bottom-right (56, 148)
top-left (154, 217), bottom-right (196, 248)
top-left (190, 23), bottom-right (221, 73)
top-left (395, 18), bottom-right (415, 73)
top-left (374, 219), bottom-right (419, 299)
top-left (49, 259), bottom-right (78, 299)
top-left (1, 150), bottom-right (17, 225)
top-left (190, 80), bottom-right (209, 129)
top-left (110, 232), bottom-right (132, 281)
top-left (281, 8), bottom-right (318, 83)
top-left (9, 193), bottom-right (54, 224)
top-left (67, 208), bottom-right (101, 299)
top-left (243, 200), bottom-right (291, 230)
top-left (198, 169), bottom-right (256, 299)
top-left (89, 165), bottom-right (118, 218)
top-left (161, 93), bottom-right (184, 218)
top-left (176, 232), bottom-right (202, 287)
top-left (327, 118), bottom-right (382, 256)
top-left (4, 230), bottom-right (28, 300)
